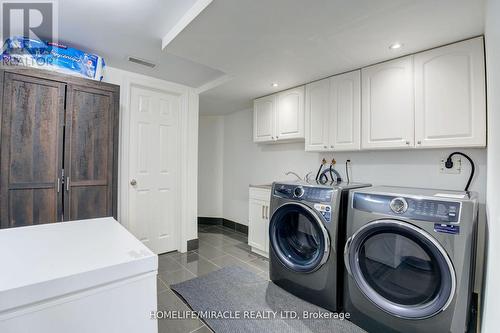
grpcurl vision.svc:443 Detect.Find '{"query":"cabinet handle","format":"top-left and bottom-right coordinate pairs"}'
top-left (417, 141), bottom-right (422, 145)
top-left (66, 177), bottom-right (70, 191)
top-left (330, 145), bottom-right (334, 149)
top-left (271, 136), bottom-right (275, 140)
top-left (57, 178), bottom-right (60, 193)
top-left (265, 206), bottom-right (269, 219)
top-left (276, 136), bottom-right (279, 140)
top-left (261, 206), bottom-right (265, 219)
top-left (405, 141), bottom-right (410, 145)
top-left (323, 145), bottom-right (327, 149)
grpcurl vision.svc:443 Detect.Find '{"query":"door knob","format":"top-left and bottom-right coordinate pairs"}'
top-left (130, 179), bottom-right (137, 186)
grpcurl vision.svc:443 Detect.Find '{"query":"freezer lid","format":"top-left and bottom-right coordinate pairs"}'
top-left (0, 217), bottom-right (158, 313)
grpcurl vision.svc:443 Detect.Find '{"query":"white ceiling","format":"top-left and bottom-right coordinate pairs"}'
top-left (56, 0), bottom-right (224, 87)
top-left (54, 0), bottom-right (485, 114)
top-left (165, 0), bottom-right (485, 114)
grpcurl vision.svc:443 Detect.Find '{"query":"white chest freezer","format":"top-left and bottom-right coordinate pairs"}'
top-left (0, 217), bottom-right (158, 333)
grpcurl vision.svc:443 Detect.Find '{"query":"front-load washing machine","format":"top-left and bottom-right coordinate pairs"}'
top-left (269, 181), bottom-right (370, 312)
top-left (343, 186), bottom-right (478, 333)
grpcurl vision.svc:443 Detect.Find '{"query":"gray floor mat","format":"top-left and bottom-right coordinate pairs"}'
top-left (170, 266), bottom-right (367, 333)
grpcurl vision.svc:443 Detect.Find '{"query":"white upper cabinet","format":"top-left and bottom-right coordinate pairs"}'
top-left (256, 38), bottom-right (486, 150)
top-left (330, 70), bottom-right (361, 151)
top-left (362, 56), bottom-right (415, 149)
top-left (305, 71), bottom-right (360, 152)
top-left (414, 37), bottom-right (486, 148)
top-left (305, 78), bottom-right (330, 151)
top-left (276, 86), bottom-right (305, 140)
top-left (253, 95), bottom-right (276, 142)
top-left (253, 86), bottom-right (305, 143)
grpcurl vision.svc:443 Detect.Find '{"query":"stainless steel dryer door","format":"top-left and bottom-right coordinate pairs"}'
top-left (344, 219), bottom-right (456, 319)
top-left (269, 202), bottom-right (330, 273)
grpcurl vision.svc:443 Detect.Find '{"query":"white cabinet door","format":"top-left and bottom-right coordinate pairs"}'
top-left (248, 199), bottom-right (267, 253)
top-left (276, 86), bottom-right (305, 140)
top-left (362, 56), bottom-right (415, 149)
top-left (329, 70), bottom-right (361, 151)
top-left (253, 95), bottom-right (276, 142)
top-left (305, 79), bottom-right (330, 151)
top-left (414, 37), bottom-right (486, 148)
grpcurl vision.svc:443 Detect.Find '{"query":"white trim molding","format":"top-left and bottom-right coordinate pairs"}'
top-left (195, 74), bottom-right (234, 94)
top-left (161, 0), bottom-right (214, 49)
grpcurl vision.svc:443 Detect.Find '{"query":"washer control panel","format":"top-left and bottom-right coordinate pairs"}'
top-left (274, 184), bottom-right (333, 203)
top-left (353, 193), bottom-right (461, 223)
top-left (314, 203), bottom-right (332, 223)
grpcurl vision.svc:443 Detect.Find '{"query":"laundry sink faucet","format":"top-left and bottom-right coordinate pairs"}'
top-left (285, 171), bottom-right (302, 181)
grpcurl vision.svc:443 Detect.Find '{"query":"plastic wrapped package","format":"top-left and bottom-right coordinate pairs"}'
top-left (1, 37), bottom-right (105, 81)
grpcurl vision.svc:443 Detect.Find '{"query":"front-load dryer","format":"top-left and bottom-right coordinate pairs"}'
top-left (269, 181), bottom-right (370, 312)
top-left (343, 186), bottom-right (478, 333)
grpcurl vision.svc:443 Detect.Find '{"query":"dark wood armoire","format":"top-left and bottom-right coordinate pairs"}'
top-left (0, 68), bottom-right (119, 228)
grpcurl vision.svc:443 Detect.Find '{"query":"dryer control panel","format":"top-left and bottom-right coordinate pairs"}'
top-left (274, 184), bottom-right (333, 203)
top-left (353, 193), bottom-right (461, 223)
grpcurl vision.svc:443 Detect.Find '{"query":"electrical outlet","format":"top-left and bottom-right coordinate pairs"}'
top-left (440, 156), bottom-right (462, 174)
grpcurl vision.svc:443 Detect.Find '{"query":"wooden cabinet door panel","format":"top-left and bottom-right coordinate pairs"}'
top-left (64, 84), bottom-right (117, 220)
top-left (69, 186), bottom-right (109, 220)
top-left (9, 189), bottom-right (58, 227)
top-left (0, 73), bottom-right (65, 228)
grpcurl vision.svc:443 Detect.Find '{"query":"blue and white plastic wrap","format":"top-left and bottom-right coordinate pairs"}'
top-left (1, 37), bottom-right (105, 81)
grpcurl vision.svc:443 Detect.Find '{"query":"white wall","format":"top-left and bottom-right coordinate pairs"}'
top-left (482, 0), bottom-right (500, 331)
top-left (198, 107), bottom-right (487, 292)
top-left (222, 108), bottom-right (486, 224)
top-left (198, 116), bottom-right (224, 217)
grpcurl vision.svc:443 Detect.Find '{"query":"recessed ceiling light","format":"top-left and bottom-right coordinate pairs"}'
top-left (389, 42), bottom-right (403, 50)
top-left (271, 82), bottom-right (279, 87)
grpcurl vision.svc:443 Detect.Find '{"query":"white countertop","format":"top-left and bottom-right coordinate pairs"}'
top-left (0, 217), bottom-right (157, 314)
top-left (249, 184), bottom-right (272, 190)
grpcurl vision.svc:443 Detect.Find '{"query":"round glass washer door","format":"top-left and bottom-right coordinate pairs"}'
top-left (344, 219), bottom-right (456, 319)
top-left (269, 202), bottom-right (330, 273)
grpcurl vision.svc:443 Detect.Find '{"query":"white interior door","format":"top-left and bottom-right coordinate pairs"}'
top-left (129, 86), bottom-right (180, 254)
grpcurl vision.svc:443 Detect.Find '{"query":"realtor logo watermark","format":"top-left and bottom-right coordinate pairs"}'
top-left (0, 0), bottom-right (58, 44)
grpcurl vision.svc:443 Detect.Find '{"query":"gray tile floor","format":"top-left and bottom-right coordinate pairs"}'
top-left (156, 224), bottom-right (269, 333)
